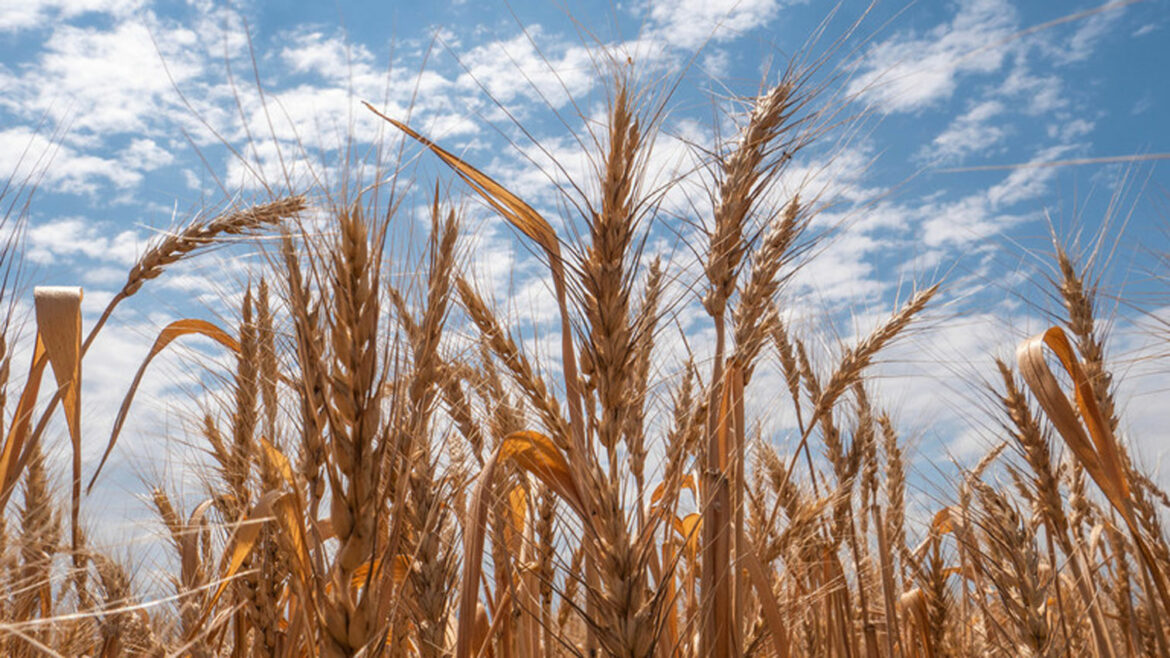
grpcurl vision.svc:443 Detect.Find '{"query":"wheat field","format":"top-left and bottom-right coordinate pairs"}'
top-left (0, 19), bottom-right (1168, 658)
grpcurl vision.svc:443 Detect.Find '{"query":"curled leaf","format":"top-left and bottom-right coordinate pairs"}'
top-left (34, 287), bottom-right (84, 552)
top-left (364, 104), bottom-right (561, 262)
top-left (672, 513), bottom-right (702, 557)
top-left (260, 436), bottom-right (296, 490)
top-left (34, 287), bottom-right (83, 474)
top-left (1017, 327), bottom-right (1129, 511)
top-left (499, 430), bottom-right (585, 517)
top-left (181, 499), bottom-right (215, 592)
top-left (456, 430), bottom-right (588, 658)
top-left (90, 318), bottom-right (239, 492)
top-left (1017, 326), bottom-right (1170, 616)
top-left (650, 472), bottom-right (698, 507)
top-left (931, 506), bottom-right (962, 535)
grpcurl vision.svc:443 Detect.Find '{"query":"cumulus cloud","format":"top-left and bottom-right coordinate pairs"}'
top-left (0, 0), bottom-right (144, 33)
top-left (454, 27), bottom-right (598, 111)
top-left (643, 0), bottom-right (787, 50)
top-left (120, 138), bottom-right (175, 171)
top-left (0, 127), bottom-right (140, 193)
top-left (1, 19), bottom-right (205, 135)
top-left (26, 217), bottom-right (142, 265)
top-left (848, 0), bottom-right (1017, 113)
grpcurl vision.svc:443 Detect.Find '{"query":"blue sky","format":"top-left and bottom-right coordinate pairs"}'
top-left (1, 0), bottom-right (1169, 547)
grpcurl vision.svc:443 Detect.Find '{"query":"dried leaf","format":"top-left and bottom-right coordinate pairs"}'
top-left (273, 493), bottom-right (311, 585)
top-left (34, 287), bottom-right (83, 549)
top-left (260, 436), bottom-right (296, 490)
top-left (1018, 326), bottom-right (1170, 617)
top-left (34, 287), bottom-right (82, 463)
top-left (1017, 327), bottom-right (1128, 510)
top-left (650, 472), bottom-right (698, 507)
top-left (90, 318), bottom-right (239, 491)
top-left (0, 339), bottom-right (48, 510)
top-left (457, 449), bottom-right (501, 658)
top-left (364, 104), bottom-right (561, 262)
top-left (356, 556), bottom-right (410, 589)
top-left (931, 507), bottom-right (962, 535)
top-left (742, 544), bottom-right (791, 658)
top-left (900, 588), bottom-right (934, 658)
top-left (206, 490), bottom-right (281, 614)
top-left (673, 513), bottom-right (702, 557)
top-left (506, 484), bottom-right (528, 553)
top-left (499, 430), bottom-right (585, 517)
top-left (456, 430), bottom-right (589, 658)
top-left (181, 499), bottom-right (214, 591)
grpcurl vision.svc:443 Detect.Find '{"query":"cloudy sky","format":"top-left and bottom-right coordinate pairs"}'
top-left (1, 0), bottom-right (1168, 555)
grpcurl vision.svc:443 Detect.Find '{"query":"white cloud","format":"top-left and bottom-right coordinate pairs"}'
top-left (873, 307), bottom-right (1034, 459)
top-left (644, 0), bottom-right (784, 50)
top-left (0, 0), bottom-right (143, 33)
top-left (922, 99), bottom-right (1007, 163)
top-left (998, 64), bottom-right (1065, 115)
top-left (199, 27), bottom-right (499, 191)
top-left (454, 27), bottom-right (598, 111)
top-left (0, 127), bottom-right (140, 193)
top-left (919, 194), bottom-right (1005, 248)
top-left (1058, 6), bottom-right (1123, 63)
top-left (1132, 23), bottom-right (1158, 38)
top-left (986, 144), bottom-right (1073, 207)
top-left (120, 138), bottom-right (175, 171)
top-left (915, 145), bottom-right (1073, 249)
top-left (2, 19), bottom-right (205, 136)
top-left (789, 232), bottom-right (884, 301)
top-left (27, 217), bottom-right (142, 265)
top-left (1048, 117), bottom-right (1093, 142)
top-left (83, 266), bottom-right (131, 286)
top-left (701, 49), bottom-right (732, 78)
top-left (848, 0), bottom-right (1017, 113)
top-left (281, 29), bottom-right (375, 77)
